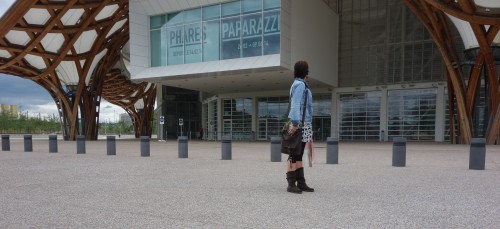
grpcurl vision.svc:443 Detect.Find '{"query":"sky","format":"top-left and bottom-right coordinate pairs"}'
top-left (0, 0), bottom-right (15, 17)
top-left (0, 74), bottom-right (124, 122)
top-left (0, 1), bottom-right (125, 122)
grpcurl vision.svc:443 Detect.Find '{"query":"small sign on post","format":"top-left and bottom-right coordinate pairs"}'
top-left (159, 116), bottom-right (164, 125)
top-left (179, 118), bottom-right (184, 136)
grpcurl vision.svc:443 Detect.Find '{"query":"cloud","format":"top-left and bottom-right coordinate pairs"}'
top-left (0, 73), bottom-right (125, 121)
top-left (0, 74), bottom-right (53, 105)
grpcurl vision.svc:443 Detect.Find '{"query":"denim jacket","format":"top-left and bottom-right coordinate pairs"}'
top-left (288, 78), bottom-right (313, 125)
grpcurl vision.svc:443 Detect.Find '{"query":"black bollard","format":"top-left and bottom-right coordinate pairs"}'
top-left (107, 136), bottom-right (116, 155)
top-left (270, 136), bottom-right (281, 162)
top-left (24, 135), bottom-right (33, 152)
top-left (1, 134), bottom-right (9, 151)
top-left (76, 135), bottom-right (86, 154)
top-left (392, 137), bottom-right (406, 167)
top-left (140, 136), bottom-right (150, 157)
top-left (49, 135), bottom-right (58, 153)
top-left (469, 138), bottom-right (486, 170)
top-left (326, 137), bottom-right (339, 164)
top-left (221, 136), bottom-right (231, 160)
top-left (178, 136), bottom-right (188, 158)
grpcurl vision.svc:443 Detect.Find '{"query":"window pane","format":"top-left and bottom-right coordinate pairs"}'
top-left (263, 10), bottom-right (280, 55)
top-left (150, 15), bottom-right (165, 29)
top-left (264, 0), bottom-right (280, 10)
top-left (242, 13), bottom-right (262, 57)
top-left (184, 23), bottom-right (202, 63)
top-left (221, 17), bottom-right (241, 59)
top-left (184, 8), bottom-right (201, 23)
top-left (222, 1), bottom-right (241, 18)
top-left (150, 30), bottom-right (162, 67)
top-left (167, 25), bottom-right (184, 65)
top-left (203, 20), bottom-right (220, 61)
top-left (203, 5), bottom-right (220, 21)
top-left (243, 0), bottom-right (262, 14)
top-left (167, 12), bottom-right (184, 26)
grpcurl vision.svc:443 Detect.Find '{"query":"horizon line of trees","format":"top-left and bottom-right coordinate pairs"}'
top-left (0, 112), bottom-right (141, 135)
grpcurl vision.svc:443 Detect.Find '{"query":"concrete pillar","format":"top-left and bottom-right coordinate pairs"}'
top-left (49, 135), bottom-right (57, 153)
top-left (469, 138), bottom-right (486, 170)
top-left (392, 137), bottom-right (406, 167)
top-left (221, 136), bottom-right (231, 160)
top-left (24, 135), bottom-right (32, 152)
top-left (178, 136), bottom-right (188, 158)
top-left (270, 136), bottom-right (281, 162)
top-left (1, 134), bottom-right (9, 151)
top-left (140, 136), bottom-right (150, 157)
top-left (76, 135), bottom-right (86, 154)
top-left (326, 137), bottom-right (338, 164)
top-left (107, 136), bottom-right (116, 155)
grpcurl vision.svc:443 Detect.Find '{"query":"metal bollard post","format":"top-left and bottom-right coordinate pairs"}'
top-left (1, 134), bottom-right (10, 151)
top-left (469, 138), bottom-right (486, 170)
top-left (140, 136), bottom-right (150, 157)
top-left (178, 136), bottom-right (188, 158)
top-left (107, 136), bottom-right (116, 155)
top-left (49, 135), bottom-right (58, 153)
top-left (270, 136), bottom-right (281, 162)
top-left (24, 135), bottom-right (33, 152)
top-left (392, 137), bottom-right (406, 167)
top-left (326, 137), bottom-right (339, 164)
top-left (76, 135), bottom-right (86, 154)
top-left (221, 136), bottom-right (232, 160)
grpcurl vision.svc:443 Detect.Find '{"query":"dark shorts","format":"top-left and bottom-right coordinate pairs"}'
top-left (288, 142), bottom-right (306, 163)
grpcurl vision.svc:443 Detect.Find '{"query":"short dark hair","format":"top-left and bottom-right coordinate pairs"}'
top-left (294, 60), bottom-right (309, 79)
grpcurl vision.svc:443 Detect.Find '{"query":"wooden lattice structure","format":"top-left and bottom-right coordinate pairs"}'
top-left (405, 0), bottom-right (500, 144)
top-left (0, 0), bottom-right (156, 140)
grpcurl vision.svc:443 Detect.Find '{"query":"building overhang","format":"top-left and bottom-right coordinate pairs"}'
top-left (132, 54), bottom-right (332, 94)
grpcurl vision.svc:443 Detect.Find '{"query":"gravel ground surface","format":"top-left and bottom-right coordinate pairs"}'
top-left (0, 137), bottom-right (499, 228)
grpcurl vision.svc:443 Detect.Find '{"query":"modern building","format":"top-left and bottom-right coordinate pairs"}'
top-left (126, 0), bottom-right (472, 141)
top-left (127, 0), bottom-right (500, 143)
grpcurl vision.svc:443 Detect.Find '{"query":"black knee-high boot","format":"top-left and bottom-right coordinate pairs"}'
top-left (286, 171), bottom-right (302, 194)
top-left (296, 167), bottom-right (314, 192)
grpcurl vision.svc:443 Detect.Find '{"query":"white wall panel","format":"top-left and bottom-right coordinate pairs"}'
top-left (139, 1), bottom-right (155, 15)
top-left (131, 44), bottom-right (149, 58)
top-left (176, 0), bottom-right (189, 10)
top-left (280, 0), bottom-right (292, 69)
top-left (290, 0), bottom-right (338, 87)
top-left (129, 12), bottom-right (148, 26)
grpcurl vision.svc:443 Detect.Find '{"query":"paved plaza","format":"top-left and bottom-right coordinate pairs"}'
top-left (0, 137), bottom-right (499, 228)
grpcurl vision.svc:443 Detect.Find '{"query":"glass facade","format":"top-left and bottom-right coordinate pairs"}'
top-left (339, 0), bottom-right (444, 87)
top-left (150, 0), bottom-right (281, 67)
top-left (160, 86), bottom-right (201, 140)
top-left (223, 98), bottom-right (253, 140)
top-left (339, 92), bottom-right (381, 140)
top-left (388, 89), bottom-right (436, 141)
top-left (257, 96), bottom-right (288, 140)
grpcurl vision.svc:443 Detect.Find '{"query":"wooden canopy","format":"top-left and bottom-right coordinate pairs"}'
top-left (405, 0), bottom-right (500, 144)
top-left (0, 0), bottom-right (156, 140)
